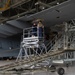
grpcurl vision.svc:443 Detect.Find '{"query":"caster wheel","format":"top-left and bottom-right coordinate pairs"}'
top-left (50, 65), bottom-right (56, 72)
top-left (57, 68), bottom-right (65, 75)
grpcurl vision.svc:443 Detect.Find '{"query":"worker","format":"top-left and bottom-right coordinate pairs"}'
top-left (37, 20), bottom-right (44, 38)
top-left (32, 21), bottom-right (37, 36)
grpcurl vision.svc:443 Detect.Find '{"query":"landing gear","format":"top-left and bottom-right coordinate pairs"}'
top-left (57, 68), bottom-right (65, 75)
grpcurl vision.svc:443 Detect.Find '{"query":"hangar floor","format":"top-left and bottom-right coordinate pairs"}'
top-left (27, 68), bottom-right (75, 75)
top-left (0, 60), bottom-right (15, 66)
top-left (0, 60), bottom-right (75, 75)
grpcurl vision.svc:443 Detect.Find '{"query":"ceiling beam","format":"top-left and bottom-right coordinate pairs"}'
top-left (35, 1), bottom-right (50, 8)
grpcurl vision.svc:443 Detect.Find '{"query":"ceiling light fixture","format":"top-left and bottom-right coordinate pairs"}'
top-left (57, 2), bottom-right (60, 5)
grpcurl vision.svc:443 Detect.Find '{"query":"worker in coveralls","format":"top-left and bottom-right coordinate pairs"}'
top-left (32, 21), bottom-right (37, 36)
top-left (37, 20), bottom-right (44, 38)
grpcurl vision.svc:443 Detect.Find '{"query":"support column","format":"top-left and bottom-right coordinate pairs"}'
top-left (63, 22), bottom-right (68, 49)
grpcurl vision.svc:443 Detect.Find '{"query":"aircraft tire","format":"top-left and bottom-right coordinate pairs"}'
top-left (57, 68), bottom-right (65, 75)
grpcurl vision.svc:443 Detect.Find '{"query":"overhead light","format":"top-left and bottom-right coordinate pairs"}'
top-left (35, 2), bottom-right (39, 5)
top-left (42, 6), bottom-right (45, 10)
top-left (40, 6), bottom-right (45, 10)
top-left (57, 2), bottom-right (60, 5)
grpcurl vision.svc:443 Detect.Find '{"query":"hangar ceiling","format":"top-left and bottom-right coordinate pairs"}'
top-left (0, 0), bottom-right (75, 38)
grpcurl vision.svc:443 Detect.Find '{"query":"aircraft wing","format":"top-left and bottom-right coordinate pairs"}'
top-left (18, 0), bottom-right (75, 26)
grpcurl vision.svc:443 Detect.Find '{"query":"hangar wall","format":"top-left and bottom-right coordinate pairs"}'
top-left (0, 36), bottom-right (21, 57)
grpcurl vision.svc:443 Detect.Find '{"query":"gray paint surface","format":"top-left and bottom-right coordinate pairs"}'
top-left (0, 37), bottom-right (20, 57)
top-left (18, 0), bottom-right (75, 26)
top-left (7, 20), bottom-right (31, 29)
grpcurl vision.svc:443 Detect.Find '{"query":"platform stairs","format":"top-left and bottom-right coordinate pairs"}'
top-left (0, 27), bottom-right (75, 72)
